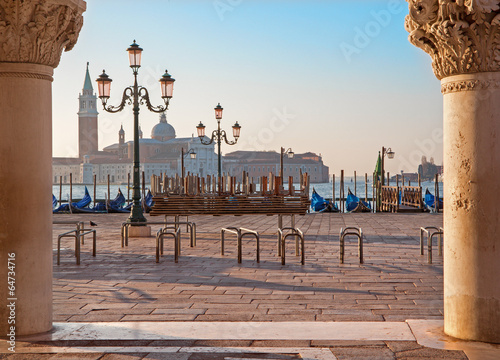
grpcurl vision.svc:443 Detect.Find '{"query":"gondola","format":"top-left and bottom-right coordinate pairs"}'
top-left (143, 189), bottom-right (154, 213)
top-left (424, 189), bottom-right (443, 210)
top-left (107, 188), bottom-right (131, 213)
top-left (53, 186), bottom-right (93, 213)
top-left (346, 189), bottom-right (371, 213)
top-left (69, 186), bottom-right (108, 213)
top-left (52, 194), bottom-right (58, 209)
top-left (311, 188), bottom-right (339, 213)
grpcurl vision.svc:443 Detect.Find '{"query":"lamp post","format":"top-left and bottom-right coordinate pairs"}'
top-left (381, 146), bottom-right (395, 187)
top-left (181, 148), bottom-right (197, 180)
top-left (196, 103), bottom-right (241, 180)
top-left (96, 40), bottom-right (175, 223)
top-left (280, 147), bottom-right (294, 182)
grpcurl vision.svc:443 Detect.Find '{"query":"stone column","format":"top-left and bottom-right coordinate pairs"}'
top-left (406, 1), bottom-right (500, 343)
top-left (0, 0), bottom-right (85, 336)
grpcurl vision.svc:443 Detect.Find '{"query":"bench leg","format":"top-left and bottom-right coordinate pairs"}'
top-left (76, 235), bottom-right (80, 265)
top-left (428, 235), bottom-right (432, 264)
top-left (174, 234), bottom-right (179, 263)
top-left (93, 231), bottom-right (96, 257)
top-left (256, 235), bottom-right (260, 263)
top-left (189, 224), bottom-right (194, 247)
top-left (420, 230), bottom-right (424, 255)
top-left (237, 234), bottom-right (242, 264)
top-left (156, 236), bottom-right (160, 263)
top-left (358, 236), bottom-right (363, 264)
top-left (281, 235), bottom-right (286, 266)
top-left (295, 234), bottom-right (299, 256)
top-left (220, 230), bottom-right (225, 255)
top-left (177, 232), bottom-right (181, 256)
top-left (340, 235), bottom-right (344, 264)
top-left (125, 226), bottom-right (129, 247)
top-left (57, 236), bottom-right (61, 265)
top-left (301, 234), bottom-right (305, 265)
top-left (121, 225), bottom-right (125, 248)
top-left (438, 233), bottom-right (442, 256)
top-left (193, 223), bottom-right (197, 246)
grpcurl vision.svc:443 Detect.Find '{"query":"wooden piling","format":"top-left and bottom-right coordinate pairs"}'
top-left (354, 170), bottom-right (357, 196)
top-left (435, 173), bottom-right (439, 213)
top-left (365, 173), bottom-right (368, 202)
top-left (332, 174), bottom-right (335, 206)
top-left (93, 174), bottom-right (97, 207)
top-left (59, 175), bottom-right (62, 206)
top-left (107, 174), bottom-right (110, 204)
top-left (340, 170), bottom-right (344, 212)
top-left (142, 171), bottom-right (146, 200)
top-left (69, 173), bottom-right (73, 204)
top-left (127, 173), bottom-right (130, 203)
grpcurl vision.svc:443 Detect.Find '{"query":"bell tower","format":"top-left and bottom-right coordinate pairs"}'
top-left (118, 124), bottom-right (125, 158)
top-left (78, 62), bottom-right (99, 158)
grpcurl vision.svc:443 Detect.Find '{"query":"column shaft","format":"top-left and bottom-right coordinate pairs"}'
top-left (442, 72), bottom-right (500, 343)
top-left (0, 63), bottom-right (54, 335)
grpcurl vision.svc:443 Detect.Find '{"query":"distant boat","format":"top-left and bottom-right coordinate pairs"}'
top-left (311, 188), bottom-right (339, 213)
top-left (53, 186), bottom-right (93, 213)
top-left (346, 189), bottom-right (371, 213)
top-left (143, 189), bottom-right (154, 213)
top-left (107, 188), bottom-right (131, 213)
top-left (52, 194), bottom-right (58, 209)
top-left (424, 189), bottom-right (443, 210)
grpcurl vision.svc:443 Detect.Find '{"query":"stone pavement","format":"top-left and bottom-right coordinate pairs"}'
top-left (4, 212), bottom-right (491, 359)
top-left (51, 213), bottom-right (445, 324)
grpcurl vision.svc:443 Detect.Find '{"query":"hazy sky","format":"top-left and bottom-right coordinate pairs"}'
top-left (52, 0), bottom-right (443, 176)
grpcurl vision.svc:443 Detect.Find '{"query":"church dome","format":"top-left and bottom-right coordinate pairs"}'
top-left (151, 113), bottom-right (175, 141)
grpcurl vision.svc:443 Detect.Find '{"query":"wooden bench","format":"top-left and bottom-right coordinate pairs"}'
top-left (150, 194), bottom-right (309, 216)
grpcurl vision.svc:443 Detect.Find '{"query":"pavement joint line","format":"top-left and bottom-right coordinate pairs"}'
top-left (1, 346), bottom-right (337, 359)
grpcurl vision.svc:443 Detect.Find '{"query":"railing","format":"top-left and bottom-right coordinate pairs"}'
top-left (402, 186), bottom-right (423, 209)
top-left (151, 172), bottom-right (310, 198)
top-left (381, 186), bottom-right (399, 212)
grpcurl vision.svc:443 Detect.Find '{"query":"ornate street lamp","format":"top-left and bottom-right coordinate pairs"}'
top-left (180, 148), bottom-right (197, 180)
top-left (196, 103), bottom-right (241, 180)
top-left (96, 40), bottom-right (175, 223)
top-left (280, 147), bottom-right (294, 181)
top-left (381, 146), bottom-right (395, 187)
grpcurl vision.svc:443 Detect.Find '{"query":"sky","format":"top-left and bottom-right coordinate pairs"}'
top-left (52, 0), bottom-right (444, 177)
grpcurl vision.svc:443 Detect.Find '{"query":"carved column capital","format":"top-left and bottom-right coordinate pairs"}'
top-left (405, 0), bottom-right (500, 80)
top-left (0, 0), bottom-right (86, 68)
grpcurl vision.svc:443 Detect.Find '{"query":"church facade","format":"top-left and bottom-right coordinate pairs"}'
top-left (53, 66), bottom-right (218, 184)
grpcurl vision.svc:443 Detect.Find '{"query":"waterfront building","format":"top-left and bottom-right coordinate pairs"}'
top-left (224, 151), bottom-right (329, 183)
